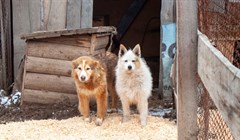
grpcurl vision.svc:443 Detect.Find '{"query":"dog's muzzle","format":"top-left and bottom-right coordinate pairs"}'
top-left (128, 65), bottom-right (132, 70)
top-left (80, 76), bottom-right (86, 81)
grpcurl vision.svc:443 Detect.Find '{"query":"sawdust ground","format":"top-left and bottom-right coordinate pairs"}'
top-left (0, 92), bottom-right (177, 139)
top-left (0, 113), bottom-right (177, 140)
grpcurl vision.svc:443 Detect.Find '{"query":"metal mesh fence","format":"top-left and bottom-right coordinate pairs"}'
top-left (198, 0), bottom-right (240, 68)
top-left (197, 1), bottom-right (239, 139)
top-left (197, 81), bottom-right (234, 140)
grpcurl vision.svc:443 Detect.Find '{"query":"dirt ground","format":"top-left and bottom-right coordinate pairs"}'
top-left (0, 92), bottom-right (177, 139)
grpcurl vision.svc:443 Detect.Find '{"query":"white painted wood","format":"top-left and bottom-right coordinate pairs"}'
top-left (198, 34), bottom-right (240, 140)
top-left (176, 0), bottom-right (198, 140)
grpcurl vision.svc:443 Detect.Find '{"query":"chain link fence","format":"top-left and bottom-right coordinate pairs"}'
top-left (198, 0), bottom-right (240, 68)
top-left (197, 0), bottom-right (240, 139)
top-left (197, 80), bottom-right (234, 140)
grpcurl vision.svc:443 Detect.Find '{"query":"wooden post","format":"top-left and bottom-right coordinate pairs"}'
top-left (176, 0), bottom-right (198, 140)
top-left (0, 0), bottom-right (14, 92)
top-left (159, 1), bottom-right (163, 99)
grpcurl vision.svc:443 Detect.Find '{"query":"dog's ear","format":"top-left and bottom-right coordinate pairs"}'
top-left (133, 44), bottom-right (141, 57)
top-left (92, 60), bottom-right (105, 71)
top-left (92, 60), bottom-right (99, 68)
top-left (72, 60), bottom-right (78, 69)
top-left (118, 44), bottom-right (128, 58)
top-left (91, 60), bottom-right (99, 69)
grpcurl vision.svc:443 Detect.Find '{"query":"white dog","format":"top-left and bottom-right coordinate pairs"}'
top-left (115, 44), bottom-right (152, 126)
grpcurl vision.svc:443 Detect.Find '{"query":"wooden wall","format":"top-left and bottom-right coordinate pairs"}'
top-left (12, 0), bottom-right (93, 76)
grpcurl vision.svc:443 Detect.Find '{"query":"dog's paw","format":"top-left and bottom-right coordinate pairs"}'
top-left (111, 108), bottom-right (118, 113)
top-left (83, 117), bottom-right (91, 123)
top-left (95, 118), bottom-right (103, 126)
top-left (107, 108), bottom-right (118, 113)
top-left (122, 116), bottom-right (130, 122)
top-left (140, 120), bottom-right (147, 126)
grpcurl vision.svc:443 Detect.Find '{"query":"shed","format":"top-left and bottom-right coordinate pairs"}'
top-left (20, 26), bottom-right (117, 104)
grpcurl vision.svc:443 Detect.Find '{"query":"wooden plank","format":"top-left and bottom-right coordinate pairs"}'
top-left (95, 36), bottom-right (110, 51)
top-left (24, 73), bottom-right (76, 94)
top-left (44, 0), bottom-right (67, 30)
top-left (198, 34), bottom-right (240, 140)
top-left (28, 0), bottom-right (41, 32)
top-left (0, 59), bottom-right (2, 89)
top-left (11, 58), bottom-right (24, 93)
top-left (0, 0), bottom-right (14, 93)
top-left (26, 56), bottom-right (72, 77)
top-left (66, 0), bottom-right (81, 29)
top-left (22, 89), bottom-right (77, 104)
top-left (176, 1), bottom-right (198, 140)
top-left (159, 20), bottom-right (163, 99)
top-left (81, 0), bottom-right (93, 28)
top-left (36, 35), bottom-right (91, 48)
top-left (26, 42), bottom-right (90, 61)
top-left (0, 2), bottom-right (3, 89)
top-left (161, 0), bottom-right (176, 24)
top-left (12, 0), bottom-right (31, 76)
top-left (90, 34), bottom-right (96, 54)
top-left (21, 26), bottom-right (117, 40)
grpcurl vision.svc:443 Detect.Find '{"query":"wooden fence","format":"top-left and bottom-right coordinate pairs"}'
top-left (176, 0), bottom-right (240, 139)
top-left (1, 0), bottom-right (93, 93)
top-left (197, 33), bottom-right (240, 140)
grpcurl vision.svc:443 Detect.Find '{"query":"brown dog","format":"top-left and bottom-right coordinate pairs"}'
top-left (72, 52), bottom-right (118, 126)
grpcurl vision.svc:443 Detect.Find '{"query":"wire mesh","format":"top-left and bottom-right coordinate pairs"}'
top-left (197, 1), bottom-right (238, 138)
top-left (197, 80), bottom-right (234, 140)
top-left (198, 0), bottom-right (240, 68)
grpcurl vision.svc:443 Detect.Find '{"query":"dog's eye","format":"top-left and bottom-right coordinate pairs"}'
top-left (78, 67), bottom-right (82, 70)
top-left (86, 68), bottom-right (90, 70)
top-left (124, 60), bottom-right (128, 62)
top-left (132, 60), bottom-right (136, 62)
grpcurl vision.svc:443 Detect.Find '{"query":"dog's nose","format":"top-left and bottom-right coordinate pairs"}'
top-left (81, 76), bottom-right (86, 81)
top-left (128, 66), bottom-right (132, 70)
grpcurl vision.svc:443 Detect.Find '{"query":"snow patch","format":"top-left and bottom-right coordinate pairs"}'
top-left (0, 89), bottom-right (21, 107)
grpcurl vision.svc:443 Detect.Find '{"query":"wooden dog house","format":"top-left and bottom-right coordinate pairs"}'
top-left (20, 26), bottom-right (117, 104)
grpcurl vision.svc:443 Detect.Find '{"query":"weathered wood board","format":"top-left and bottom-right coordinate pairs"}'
top-left (0, 0), bottom-right (13, 92)
top-left (26, 42), bottom-right (91, 61)
top-left (23, 89), bottom-right (78, 104)
top-left (176, 1), bottom-right (198, 140)
top-left (26, 56), bottom-right (72, 77)
top-left (66, 0), bottom-right (81, 29)
top-left (24, 73), bottom-right (75, 94)
top-left (44, 0), bottom-right (67, 31)
top-left (81, 0), bottom-right (93, 28)
top-left (198, 34), bottom-right (240, 140)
